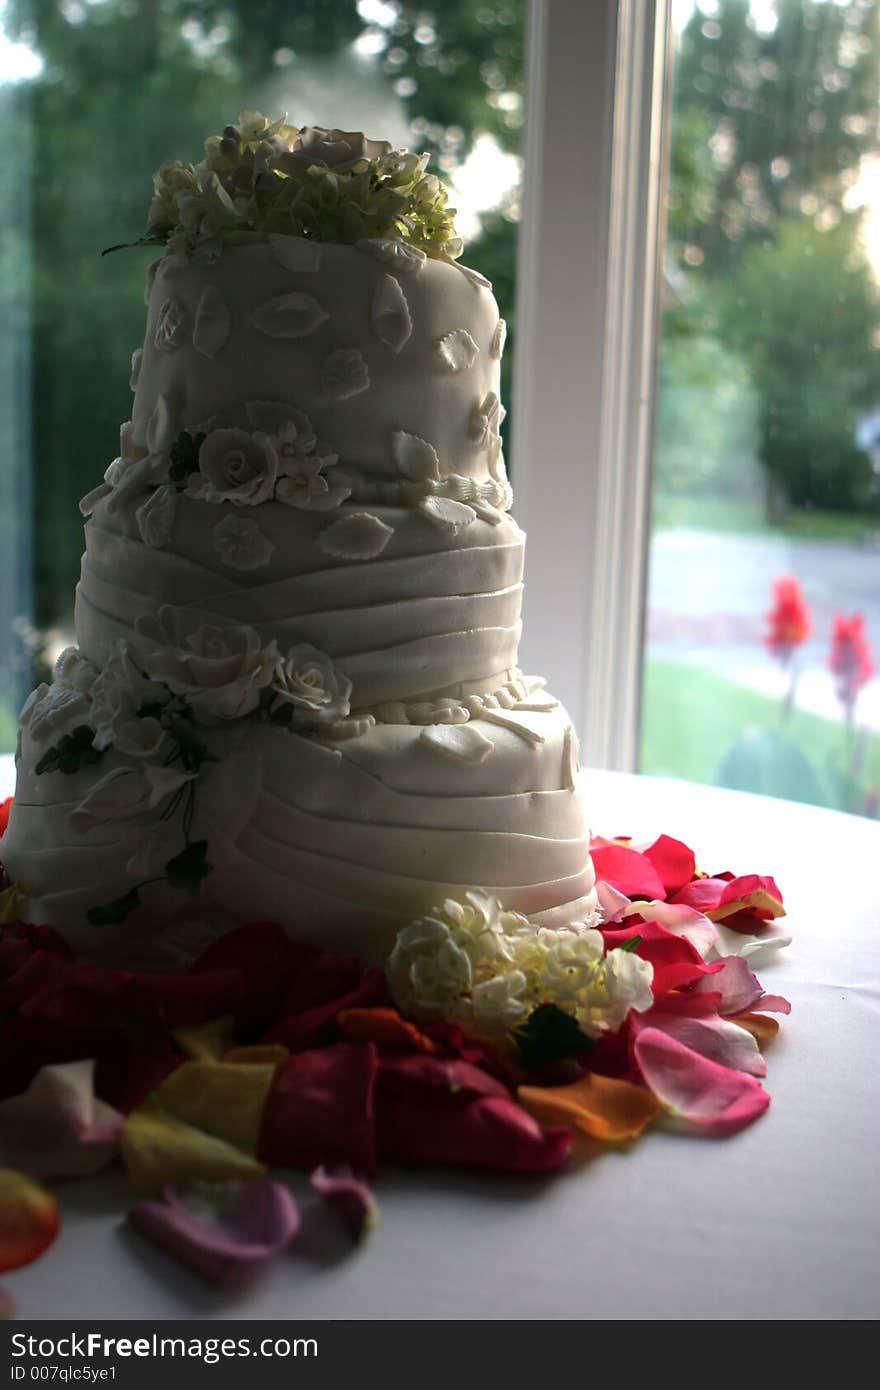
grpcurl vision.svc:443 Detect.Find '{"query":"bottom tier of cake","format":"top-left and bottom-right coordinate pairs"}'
top-left (2, 691), bottom-right (597, 969)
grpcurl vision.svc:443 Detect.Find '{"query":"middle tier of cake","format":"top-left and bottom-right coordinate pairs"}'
top-left (76, 490), bottom-right (525, 709)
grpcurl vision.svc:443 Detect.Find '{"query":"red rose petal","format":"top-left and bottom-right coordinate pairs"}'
top-left (591, 844), bottom-right (666, 901)
top-left (265, 970), bottom-right (388, 1052)
top-left (602, 919), bottom-right (720, 996)
top-left (259, 1042), bottom-right (378, 1176)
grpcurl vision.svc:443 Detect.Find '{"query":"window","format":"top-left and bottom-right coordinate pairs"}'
top-left (643, 0), bottom-right (880, 820)
top-left (0, 0), bottom-right (525, 749)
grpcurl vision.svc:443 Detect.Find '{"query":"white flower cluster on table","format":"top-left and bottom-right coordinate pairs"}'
top-left (386, 889), bottom-right (654, 1046)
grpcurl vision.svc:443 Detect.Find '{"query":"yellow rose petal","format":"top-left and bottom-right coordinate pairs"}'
top-left (153, 1061), bottom-right (276, 1157)
top-left (121, 1097), bottom-right (266, 1196)
top-left (519, 1072), bottom-right (660, 1142)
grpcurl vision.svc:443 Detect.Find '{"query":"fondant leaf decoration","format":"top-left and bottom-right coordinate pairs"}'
top-left (193, 285), bottom-right (232, 359)
top-left (419, 724), bottom-right (494, 764)
top-left (356, 238), bottom-right (426, 274)
top-left (456, 262), bottom-right (493, 290)
top-left (391, 430), bottom-right (440, 483)
top-left (490, 317), bottom-right (507, 359)
top-left (563, 723), bottom-right (579, 792)
top-left (251, 292), bottom-right (329, 338)
top-left (269, 233), bottom-right (323, 273)
top-left (371, 273), bottom-right (412, 352)
top-left (147, 392), bottom-right (178, 454)
top-left (417, 495), bottom-right (477, 534)
top-left (316, 512), bottom-right (394, 560)
top-left (435, 329), bottom-right (478, 373)
top-left (129, 348), bottom-right (143, 391)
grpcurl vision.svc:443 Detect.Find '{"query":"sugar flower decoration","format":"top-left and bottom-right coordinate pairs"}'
top-left (144, 113), bottom-right (463, 262)
top-left (387, 891), bottom-right (653, 1047)
top-left (271, 645), bottom-right (352, 727)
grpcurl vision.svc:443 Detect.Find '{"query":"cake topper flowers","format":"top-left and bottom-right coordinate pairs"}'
top-left (107, 112), bottom-right (463, 263)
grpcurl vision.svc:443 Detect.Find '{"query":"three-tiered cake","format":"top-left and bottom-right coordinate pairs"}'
top-left (0, 118), bottom-right (597, 966)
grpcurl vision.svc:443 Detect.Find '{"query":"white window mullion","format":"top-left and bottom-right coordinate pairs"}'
top-left (512, 0), bottom-right (670, 772)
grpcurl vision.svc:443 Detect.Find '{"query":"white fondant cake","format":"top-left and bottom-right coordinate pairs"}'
top-left (0, 120), bottom-right (597, 967)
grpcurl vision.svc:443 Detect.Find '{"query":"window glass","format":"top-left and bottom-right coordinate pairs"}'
top-left (643, 0), bottom-right (880, 819)
top-left (0, 0), bottom-right (524, 747)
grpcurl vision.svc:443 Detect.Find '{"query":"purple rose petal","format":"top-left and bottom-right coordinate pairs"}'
top-left (129, 1177), bottom-right (299, 1288)
top-left (310, 1165), bottom-right (379, 1240)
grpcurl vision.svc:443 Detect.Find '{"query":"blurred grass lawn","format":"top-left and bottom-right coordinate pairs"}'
top-left (642, 657), bottom-right (880, 816)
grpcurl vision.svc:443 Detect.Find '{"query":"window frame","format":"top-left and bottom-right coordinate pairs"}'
top-left (512, 0), bottom-right (671, 771)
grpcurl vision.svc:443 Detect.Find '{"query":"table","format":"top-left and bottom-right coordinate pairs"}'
top-left (4, 767), bottom-right (879, 1320)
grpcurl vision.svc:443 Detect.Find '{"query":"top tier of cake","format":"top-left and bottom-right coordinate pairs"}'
top-left (130, 237), bottom-right (508, 491)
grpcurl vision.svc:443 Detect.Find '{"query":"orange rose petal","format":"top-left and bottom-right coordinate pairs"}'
top-left (518, 1072), bottom-right (661, 1142)
top-left (337, 1007), bottom-right (439, 1054)
top-left (708, 890), bottom-right (786, 923)
top-left (220, 1044), bottom-right (289, 1068)
top-left (153, 1061), bottom-right (276, 1156)
top-left (0, 1170), bottom-right (61, 1274)
top-left (172, 1015), bottom-right (236, 1062)
top-left (732, 1013), bottom-right (780, 1048)
top-left (121, 1097), bottom-right (266, 1195)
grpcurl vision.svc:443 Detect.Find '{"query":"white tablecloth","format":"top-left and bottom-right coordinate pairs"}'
top-left (4, 766), bottom-right (879, 1321)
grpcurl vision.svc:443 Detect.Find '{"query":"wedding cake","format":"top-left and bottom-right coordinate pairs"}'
top-left (0, 116), bottom-right (598, 968)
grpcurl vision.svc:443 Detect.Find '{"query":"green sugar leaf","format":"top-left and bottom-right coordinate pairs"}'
top-left (617, 935), bottom-right (643, 953)
top-left (36, 725), bottom-right (102, 776)
top-left (168, 431), bottom-right (206, 483)
top-left (87, 888), bottom-right (142, 926)
top-left (513, 1003), bottom-right (595, 1071)
top-left (165, 839), bottom-right (212, 894)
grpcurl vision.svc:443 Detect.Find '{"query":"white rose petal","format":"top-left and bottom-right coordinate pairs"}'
top-left (320, 348), bottom-right (370, 400)
top-left (391, 430), bottom-right (440, 483)
top-left (356, 237), bottom-right (426, 274)
top-left (417, 495), bottom-right (477, 534)
top-left (154, 296), bottom-right (189, 351)
top-left (269, 234), bottom-right (322, 273)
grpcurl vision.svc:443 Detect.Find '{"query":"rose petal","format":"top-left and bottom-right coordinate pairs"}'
top-left (590, 843), bottom-right (666, 901)
top-left (0, 1170), bottom-right (61, 1273)
top-left (337, 1007), bottom-right (440, 1055)
top-left (151, 1061), bottom-right (277, 1157)
top-left (594, 880), bottom-right (631, 923)
top-left (378, 1086), bottom-right (573, 1173)
top-left (634, 1028), bottom-right (770, 1136)
top-left (602, 919), bottom-right (720, 996)
top-left (310, 1165), bottom-right (379, 1240)
top-left (518, 1072), bottom-right (660, 1141)
top-left (0, 1059), bottom-right (124, 1179)
top-left (712, 920), bottom-right (793, 966)
top-left (630, 1007), bottom-right (766, 1077)
top-left (692, 956), bottom-right (771, 1015)
top-left (172, 1015), bottom-right (237, 1062)
top-left (643, 835), bottom-right (696, 896)
top-left (121, 1096), bottom-right (267, 1195)
top-left (732, 1013), bottom-right (781, 1047)
top-left (715, 874), bottom-right (785, 921)
top-left (129, 1178), bottom-right (299, 1288)
top-left (622, 900), bottom-right (719, 960)
top-left (259, 1043), bottom-right (378, 1175)
top-left (265, 968), bottom-right (388, 1051)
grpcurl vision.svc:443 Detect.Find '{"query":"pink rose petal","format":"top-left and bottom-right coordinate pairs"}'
top-left (692, 956), bottom-right (764, 1014)
top-left (631, 1007), bottom-right (766, 1077)
top-left (634, 1028), bottom-right (770, 1136)
top-left (310, 1165), bottom-right (379, 1240)
top-left (595, 881), bottom-right (631, 923)
top-left (622, 900), bottom-right (719, 960)
top-left (129, 1178), bottom-right (300, 1288)
top-left (0, 1060), bottom-right (124, 1180)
